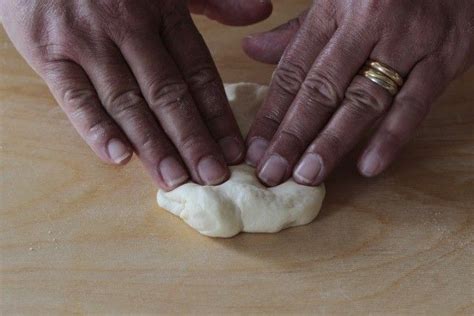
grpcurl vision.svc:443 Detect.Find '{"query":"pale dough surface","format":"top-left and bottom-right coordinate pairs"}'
top-left (157, 83), bottom-right (325, 238)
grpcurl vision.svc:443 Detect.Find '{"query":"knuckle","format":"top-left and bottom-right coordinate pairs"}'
top-left (147, 79), bottom-right (189, 110)
top-left (179, 133), bottom-right (212, 156)
top-left (273, 60), bottom-right (307, 96)
top-left (364, 0), bottom-right (383, 13)
top-left (183, 65), bottom-right (227, 122)
top-left (60, 87), bottom-right (117, 143)
top-left (362, 0), bottom-right (397, 15)
top-left (301, 73), bottom-right (342, 111)
top-left (104, 89), bottom-right (144, 118)
top-left (99, 1), bottom-right (135, 21)
top-left (345, 84), bottom-right (388, 116)
top-left (160, 6), bottom-right (192, 37)
top-left (255, 113), bottom-right (281, 135)
top-left (99, 0), bottom-right (156, 33)
top-left (319, 131), bottom-right (343, 150)
top-left (186, 64), bottom-right (219, 90)
top-left (138, 132), bottom-right (172, 158)
top-left (278, 129), bottom-right (306, 149)
top-left (85, 117), bottom-right (114, 143)
top-left (312, 130), bottom-right (343, 158)
top-left (31, 20), bottom-right (75, 61)
top-left (201, 104), bottom-right (227, 128)
top-left (37, 43), bottom-right (72, 64)
top-left (140, 133), bottom-right (161, 152)
top-left (63, 87), bottom-right (97, 111)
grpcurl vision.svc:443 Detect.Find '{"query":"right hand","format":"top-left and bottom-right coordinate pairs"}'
top-left (242, 1), bottom-right (473, 187)
top-left (0, 0), bottom-right (272, 190)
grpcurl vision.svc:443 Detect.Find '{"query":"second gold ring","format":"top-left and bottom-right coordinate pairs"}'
top-left (359, 60), bottom-right (404, 96)
top-left (359, 66), bottom-right (400, 96)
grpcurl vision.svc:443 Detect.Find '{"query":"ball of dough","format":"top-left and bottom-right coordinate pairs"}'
top-left (157, 83), bottom-right (325, 238)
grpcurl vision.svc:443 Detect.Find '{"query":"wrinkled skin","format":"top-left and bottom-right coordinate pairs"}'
top-left (2, 0), bottom-right (473, 191)
top-left (0, 0), bottom-right (272, 191)
top-left (243, 0), bottom-right (474, 186)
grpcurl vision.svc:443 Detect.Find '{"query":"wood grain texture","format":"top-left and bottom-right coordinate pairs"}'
top-left (1, 1), bottom-right (473, 314)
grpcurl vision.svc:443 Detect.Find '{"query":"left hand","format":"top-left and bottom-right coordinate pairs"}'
top-left (0, 0), bottom-right (272, 191)
top-left (242, 0), bottom-right (474, 186)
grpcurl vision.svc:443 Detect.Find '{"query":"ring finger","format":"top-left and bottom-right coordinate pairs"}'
top-left (293, 47), bottom-right (419, 185)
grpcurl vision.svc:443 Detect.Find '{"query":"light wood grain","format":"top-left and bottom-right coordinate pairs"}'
top-left (1, 1), bottom-right (473, 314)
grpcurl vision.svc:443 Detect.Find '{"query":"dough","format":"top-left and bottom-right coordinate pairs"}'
top-left (157, 83), bottom-right (325, 238)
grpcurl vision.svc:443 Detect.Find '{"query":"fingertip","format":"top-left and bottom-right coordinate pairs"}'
top-left (257, 154), bottom-right (289, 187)
top-left (242, 31), bottom-right (287, 64)
top-left (107, 138), bottom-right (133, 165)
top-left (293, 153), bottom-right (324, 186)
top-left (242, 12), bottom-right (305, 64)
top-left (252, 0), bottom-right (274, 22)
top-left (357, 148), bottom-right (384, 178)
top-left (245, 137), bottom-right (269, 167)
top-left (199, 0), bottom-right (273, 26)
top-left (159, 156), bottom-right (190, 190)
top-left (218, 136), bottom-right (245, 165)
top-left (232, 0), bottom-right (273, 26)
top-left (197, 155), bottom-right (230, 185)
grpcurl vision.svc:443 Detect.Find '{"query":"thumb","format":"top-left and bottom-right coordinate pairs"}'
top-left (242, 10), bottom-right (307, 64)
top-left (188, 0), bottom-right (273, 26)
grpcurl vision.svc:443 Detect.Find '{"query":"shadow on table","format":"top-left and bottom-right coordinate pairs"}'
top-left (211, 155), bottom-right (386, 266)
top-left (211, 71), bottom-right (474, 264)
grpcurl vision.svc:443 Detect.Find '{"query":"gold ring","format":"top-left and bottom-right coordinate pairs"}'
top-left (366, 60), bottom-right (404, 86)
top-left (359, 66), bottom-right (399, 96)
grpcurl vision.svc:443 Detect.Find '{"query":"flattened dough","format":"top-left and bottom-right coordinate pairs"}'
top-left (157, 83), bottom-right (325, 238)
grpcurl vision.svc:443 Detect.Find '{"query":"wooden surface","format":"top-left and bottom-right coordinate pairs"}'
top-left (1, 1), bottom-right (474, 314)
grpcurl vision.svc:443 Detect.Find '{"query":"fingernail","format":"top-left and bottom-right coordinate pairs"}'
top-left (218, 137), bottom-right (243, 164)
top-left (198, 156), bottom-right (228, 185)
top-left (159, 156), bottom-right (189, 189)
top-left (246, 138), bottom-right (269, 167)
top-left (360, 149), bottom-right (382, 177)
top-left (258, 154), bottom-right (288, 186)
top-left (294, 153), bottom-right (322, 185)
top-left (107, 138), bottom-right (131, 164)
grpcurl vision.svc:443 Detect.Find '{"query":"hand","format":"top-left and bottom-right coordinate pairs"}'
top-left (0, 0), bottom-right (272, 190)
top-left (242, 0), bottom-right (474, 186)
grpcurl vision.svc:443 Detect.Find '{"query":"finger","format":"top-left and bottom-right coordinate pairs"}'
top-left (78, 44), bottom-right (189, 190)
top-left (256, 24), bottom-right (375, 186)
top-left (290, 41), bottom-right (418, 186)
top-left (161, 10), bottom-right (245, 164)
top-left (188, 0), bottom-right (273, 26)
top-left (246, 4), bottom-right (337, 167)
top-left (41, 60), bottom-right (133, 165)
top-left (117, 28), bottom-right (229, 185)
top-left (358, 57), bottom-right (448, 177)
top-left (302, 35), bottom-right (429, 182)
top-left (242, 10), bottom-right (307, 64)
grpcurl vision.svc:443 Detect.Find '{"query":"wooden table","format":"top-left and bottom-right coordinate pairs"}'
top-left (1, 1), bottom-right (473, 314)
